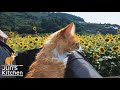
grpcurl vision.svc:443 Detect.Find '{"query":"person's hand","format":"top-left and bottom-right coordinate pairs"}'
top-left (0, 30), bottom-right (8, 43)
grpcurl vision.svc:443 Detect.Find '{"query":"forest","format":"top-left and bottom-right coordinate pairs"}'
top-left (0, 12), bottom-right (119, 35)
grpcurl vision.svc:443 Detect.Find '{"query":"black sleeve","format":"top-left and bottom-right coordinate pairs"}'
top-left (0, 41), bottom-right (15, 78)
top-left (64, 51), bottom-right (103, 78)
top-left (15, 48), bottom-right (40, 77)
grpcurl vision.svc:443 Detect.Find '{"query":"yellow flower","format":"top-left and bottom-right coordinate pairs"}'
top-left (98, 46), bottom-right (106, 54)
top-left (9, 44), bottom-right (15, 48)
top-left (9, 32), bottom-right (14, 37)
top-left (33, 26), bottom-right (37, 31)
top-left (27, 35), bottom-right (32, 39)
top-left (98, 36), bottom-right (103, 40)
top-left (111, 46), bottom-right (119, 51)
top-left (34, 38), bottom-right (39, 42)
top-left (33, 42), bottom-right (36, 45)
top-left (22, 45), bottom-right (29, 49)
top-left (89, 35), bottom-right (92, 38)
top-left (19, 42), bottom-right (25, 48)
top-left (92, 52), bottom-right (98, 60)
top-left (117, 37), bottom-right (120, 41)
top-left (6, 31), bottom-right (120, 65)
top-left (15, 42), bottom-right (18, 45)
top-left (117, 29), bottom-right (120, 33)
top-left (105, 38), bottom-right (111, 43)
top-left (117, 53), bottom-right (120, 57)
top-left (84, 43), bottom-right (88, 46)
top-left (80, 40), bottom-right (85, 44)
top-left (91, 41), bottom-right (95, 45)
top-left (7, 38), bottom-right (12, 41)
top-left (40, 43), bottom-right (44, 48)
top-left (19, 42), bottom-right (23, 45)
top-left (110, 38), bottom-right (115, 42)
top-left (29, 41), bottom-right (33, 44)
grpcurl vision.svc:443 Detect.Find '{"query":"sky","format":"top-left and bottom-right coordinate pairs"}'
top-left (61, 12), bottom-right (120, 25)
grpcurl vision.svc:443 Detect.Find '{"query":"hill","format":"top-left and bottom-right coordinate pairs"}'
top-left (0, 12), bottom-right (119, 34)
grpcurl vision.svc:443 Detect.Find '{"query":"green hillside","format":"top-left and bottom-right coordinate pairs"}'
top-left (0, 12), bottom-right (119, 34)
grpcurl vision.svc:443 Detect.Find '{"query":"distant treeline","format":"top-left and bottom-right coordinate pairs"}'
top-left (0, 12), bottom-right (119, 34)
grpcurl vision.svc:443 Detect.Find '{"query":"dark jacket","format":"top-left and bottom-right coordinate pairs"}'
top-left (65, 50), bottom-right (102, 78)
top-left (15, 48), bottom-right (40, 77)
top-left (0, 41), bottom-right (40, 78)
top-left (0, 41), bottom-right (15, 78)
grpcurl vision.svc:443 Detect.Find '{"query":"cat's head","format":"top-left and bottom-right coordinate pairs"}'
top-left (11, 53), bottom-right (17, 57)
top-left (44, 22), bottom-right (80, 54)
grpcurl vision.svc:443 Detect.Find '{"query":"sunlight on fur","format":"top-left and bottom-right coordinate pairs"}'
top-left (25, 22), bottom-right (80, 78)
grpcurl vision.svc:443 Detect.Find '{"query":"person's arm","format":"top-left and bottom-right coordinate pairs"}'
top-left (0, 30), bottom-right (8, 43)
top-left (0, 41), bottom-right (15, 78)
top-left (64, 50), bottom-right (103, 78)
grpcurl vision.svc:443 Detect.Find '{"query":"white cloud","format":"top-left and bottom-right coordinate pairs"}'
top-left (61, 12), bottom-right (120, 25)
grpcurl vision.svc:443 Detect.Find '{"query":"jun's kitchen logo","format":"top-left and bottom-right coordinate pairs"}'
top-left (1, 53), bottom-right (23, 77)
top-left (1, 65), bottom-right (23, 76)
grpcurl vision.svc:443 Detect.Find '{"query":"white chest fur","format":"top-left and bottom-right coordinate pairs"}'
top-left (52, 48), bottom-right (68, 64)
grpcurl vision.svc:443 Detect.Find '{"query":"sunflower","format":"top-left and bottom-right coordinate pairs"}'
top-left (89, 35), bottom-right (92, 38)
top-left (27, 35), bottom-right (32, 39)
top-left (98, 36), bottom-right (103, 40)
top-left (84, 43), bottom-right (88, 46)
top-left (9, 44), bottom-right (15, 48)
top-left (9, 32), bottom-right (14, 37)
top-left (23, 45), bottom-right (29, 49)
top-left (111, 46), bottom-right (119, 51)
top-left (18, 42), bottom-right (25, 48)
top-left (91, 41), bottom-right (95, 45)
top-left (92, 52), bottom-right (98, 60)
top-left (33, 42), bottom-right (36, 45)
top-left (98, 46), bottom-right (106, 54)
top-left (117, 29), bottom-right (120, 33)
top-left (117, 53), bottom-right (120, 57)
top-left (40, 43), bottom-right (44, 48)
top-left (113, 36), bottom-right (116, 38)
top-left (19, 42), bottom-right (23, 46)
top-left (33, 26), bottom-right (37, 31)
top-left (117, 37), bottom-right (120, 41)
top-left (29, 41), bottom-right (33, 44)
top-left (106, 34), bottom-right (113, 39)
top-left (110, 38), bottom-right (114, 42)
top-left (7, 38), bottom-right (12, 42)
top-left (34, 38), bottom-right (39, 42)
top-left (80, 40), bottom-right (85, 44)
top-left (105, 38), bottom-right (111, 43)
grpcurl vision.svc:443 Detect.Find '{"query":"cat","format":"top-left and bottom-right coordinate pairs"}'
top-left (25, 22), bottom-right (80, 78)
top-left (5, 53), bottom-right (17, 65)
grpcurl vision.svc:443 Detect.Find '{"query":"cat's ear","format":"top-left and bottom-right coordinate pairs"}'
top-left (62, 22), bottom-right (75, 38)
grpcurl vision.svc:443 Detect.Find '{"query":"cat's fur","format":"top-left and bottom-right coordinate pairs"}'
top-left (25, 22), bottom-right (80, 78)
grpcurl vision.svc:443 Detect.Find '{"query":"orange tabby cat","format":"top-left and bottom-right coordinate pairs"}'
top-left (5, 53), bottom-right (16, 65)
top-left (26, 22), bottom-right (80, 78)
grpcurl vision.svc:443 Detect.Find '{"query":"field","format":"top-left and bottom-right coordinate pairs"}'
top-left (6, 32), bottom-right (120, 77)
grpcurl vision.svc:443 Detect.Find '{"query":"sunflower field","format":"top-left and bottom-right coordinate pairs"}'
top-left (6, 31), bottom-right (120, 77)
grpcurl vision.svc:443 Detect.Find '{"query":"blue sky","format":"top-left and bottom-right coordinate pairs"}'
top-left (61, 12), bottom-right (120, 25)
